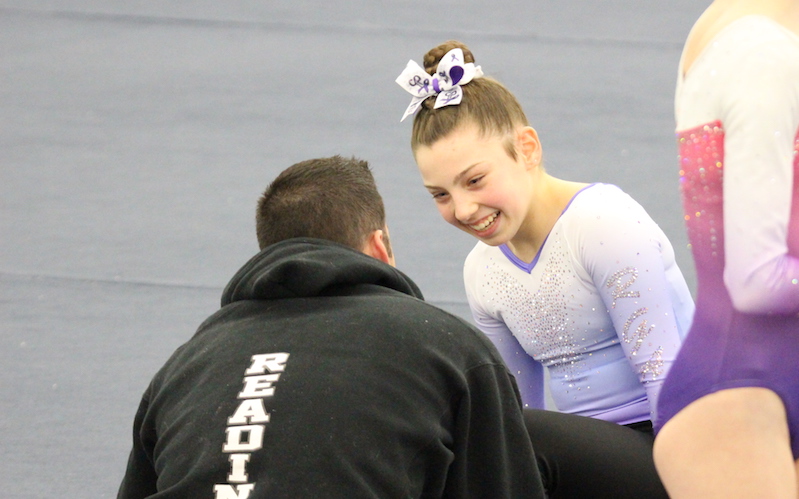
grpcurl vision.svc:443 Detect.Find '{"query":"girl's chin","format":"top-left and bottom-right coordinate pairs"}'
top-left (477, 236), bottom-right (508, 247)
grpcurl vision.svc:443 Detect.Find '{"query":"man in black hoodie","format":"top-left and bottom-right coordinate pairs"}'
top-left (117, 155), bottom-right (545, 498)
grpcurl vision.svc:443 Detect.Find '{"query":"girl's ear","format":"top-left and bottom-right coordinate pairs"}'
top-left (517, 126), bottom-right (543, 169)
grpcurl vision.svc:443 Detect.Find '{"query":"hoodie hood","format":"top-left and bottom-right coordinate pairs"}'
top-left (221, 238), bottom-right (424, 306)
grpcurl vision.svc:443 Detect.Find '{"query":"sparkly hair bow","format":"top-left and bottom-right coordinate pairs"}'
top-left (395, 48), bottom-right (483, 122)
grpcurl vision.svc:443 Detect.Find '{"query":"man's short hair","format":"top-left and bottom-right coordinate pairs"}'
top-left (256, 156), bottom-right (388, 252)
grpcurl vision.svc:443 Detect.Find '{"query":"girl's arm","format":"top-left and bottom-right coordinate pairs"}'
top-left (470, 310), bottom-right (546, 410)
top-left (581, 190), bottom-right (690, 421)
top-left (463, 246), bottom-right (546, 409)
top-left (718, 39), bottom-right (799, 314)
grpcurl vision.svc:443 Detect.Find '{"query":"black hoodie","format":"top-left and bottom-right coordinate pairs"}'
top-left (118, 238), bottom-right (544, 498)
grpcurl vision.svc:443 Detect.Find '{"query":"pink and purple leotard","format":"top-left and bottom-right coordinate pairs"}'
top-left (655, 15), bottom-right (799, 457)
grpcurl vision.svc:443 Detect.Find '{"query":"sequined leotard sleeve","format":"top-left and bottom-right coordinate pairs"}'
top-left (466, 300), bottom-right (547, 410)
top-left (568, 186), bottom-right (690, 422)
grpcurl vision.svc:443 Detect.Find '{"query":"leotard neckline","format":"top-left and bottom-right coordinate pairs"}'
top-left (500, 183), bottom-right (598, 273)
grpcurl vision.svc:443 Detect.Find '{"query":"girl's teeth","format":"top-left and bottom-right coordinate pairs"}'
top-left (472, 212), bottom-right (498, 231)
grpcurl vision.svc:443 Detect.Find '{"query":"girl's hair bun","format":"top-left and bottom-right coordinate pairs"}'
top-left (422, 40), bottom-right (475, 75)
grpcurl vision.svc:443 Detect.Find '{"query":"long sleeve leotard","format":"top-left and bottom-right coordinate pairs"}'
top-left (465, 183), bottom-right (694, 424)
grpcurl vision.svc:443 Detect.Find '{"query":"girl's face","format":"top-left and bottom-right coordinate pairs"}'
top-left (415, 123), bottom-right (539, 247)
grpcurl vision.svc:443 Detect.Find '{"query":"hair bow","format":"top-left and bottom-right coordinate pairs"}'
top-left (395, 48), bottom-right (483, 122)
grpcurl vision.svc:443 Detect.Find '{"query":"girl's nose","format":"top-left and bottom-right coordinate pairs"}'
top-left (452, 194), bottom-right (478, 223)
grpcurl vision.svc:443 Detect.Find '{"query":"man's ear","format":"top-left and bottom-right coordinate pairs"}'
top-left (517, 126), bottom-right (542, 168)
top-left (362, 229), bottom-right (393, 266)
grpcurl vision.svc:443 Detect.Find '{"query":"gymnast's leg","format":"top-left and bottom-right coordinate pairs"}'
top-left (654, 387), bottom-right (797, 499)
top-left (795, 458), bottom-right (799, 495)
top-left (523, 409), bottom-right (668, 498)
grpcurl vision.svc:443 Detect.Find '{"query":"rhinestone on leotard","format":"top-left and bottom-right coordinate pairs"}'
top-left (481, 235), bottom-right (583, 382)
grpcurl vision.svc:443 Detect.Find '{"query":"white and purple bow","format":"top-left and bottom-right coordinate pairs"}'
top-left (395, 48), bottom-right (483, 122)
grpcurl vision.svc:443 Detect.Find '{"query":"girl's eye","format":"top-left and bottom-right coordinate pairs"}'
top-left (468, 175), bottom-right (484, 186)
top-left (430, 191), bottom-right (448, 200)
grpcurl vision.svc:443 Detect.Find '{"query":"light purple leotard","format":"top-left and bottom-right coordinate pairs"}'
top-left (465, 184), bottom-right (694, 425)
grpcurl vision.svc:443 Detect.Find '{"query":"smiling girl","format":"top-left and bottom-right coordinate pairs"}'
top-left (395, 40), bottom-right (695, 497)
top-left (398, 40), bottom-right (694, 429)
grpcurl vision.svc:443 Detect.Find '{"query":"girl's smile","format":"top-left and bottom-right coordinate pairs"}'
top-left (469, 211), bottom-right (500, 232)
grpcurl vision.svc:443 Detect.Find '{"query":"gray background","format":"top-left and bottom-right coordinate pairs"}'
top-left (0, 1), bottom-right (706, 497)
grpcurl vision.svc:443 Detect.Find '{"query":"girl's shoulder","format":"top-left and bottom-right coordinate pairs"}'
top-left (687, 15), bottom-right (799, 78)
top-left (563, 183), bottom-right (640, 218)
top-left (561, 184), bottom-right (656, 237)
top-left (717, 15), bottom-right (799, 46)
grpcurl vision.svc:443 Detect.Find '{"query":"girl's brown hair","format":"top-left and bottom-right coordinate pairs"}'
top-left (410, 40), bottom-right (530, 159)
